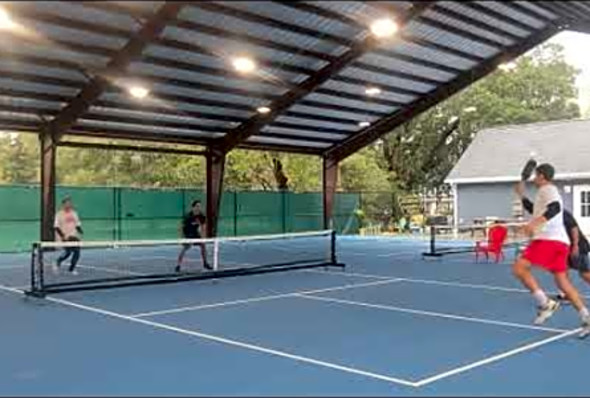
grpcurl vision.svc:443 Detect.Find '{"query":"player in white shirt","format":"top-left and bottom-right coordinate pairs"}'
top-left (53, 196), bottom-right (83, 275)
top-left (513, 164), bottom-right (590, 338)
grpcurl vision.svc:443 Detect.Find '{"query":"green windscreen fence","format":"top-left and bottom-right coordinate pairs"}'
top-left (0, 185), bottom-right (360, 252)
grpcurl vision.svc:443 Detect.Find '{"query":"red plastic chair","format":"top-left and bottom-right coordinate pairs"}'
top-left (475, 225), bottom-right (508, 263)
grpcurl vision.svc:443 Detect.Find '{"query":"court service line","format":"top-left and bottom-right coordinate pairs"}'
top-left (302, 269), bottom-right (392, 280)
top-left (307, 269), bottom-right (534, 294)
top-left (296, 294), bottom-right (569, 334)
top-left (131, 278), bottom-right (403, 318)
top-left (27, 290), bottom-right (417, 388)
top-left (412, 327), bottom-right (582, 387)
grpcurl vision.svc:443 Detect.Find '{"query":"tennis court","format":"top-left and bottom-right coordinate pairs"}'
top-left (1, 235), bottom-right (588, 396)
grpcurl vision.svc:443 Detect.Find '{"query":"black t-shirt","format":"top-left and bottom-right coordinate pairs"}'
top-left (563, 210), bottom-right (590, 254)
top-left (182, 212), bottom-right (206, 238)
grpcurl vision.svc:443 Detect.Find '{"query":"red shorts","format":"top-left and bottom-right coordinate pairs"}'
top-left (522, 240), bottom-right (569, 273)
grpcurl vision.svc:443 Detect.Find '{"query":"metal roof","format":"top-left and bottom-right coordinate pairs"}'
top-left (0, 1), bottom-right (589, 160)
top-left (445, 118), bottom-right (590, 184)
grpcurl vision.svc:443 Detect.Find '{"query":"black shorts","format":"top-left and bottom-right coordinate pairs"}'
top-left (182, 235), bottom-right (202, 249)
top-left (569, 253), bottom-right (590, 273)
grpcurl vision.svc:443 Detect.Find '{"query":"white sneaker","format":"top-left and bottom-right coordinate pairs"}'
top-left (534, 299), bottom-right (560, 325)
top-left (69, 270), bottom-right (79, 276)
top-left (52, 265), bottom-right (59, 274)
top-left (579, 316), bottom-right (590, 339)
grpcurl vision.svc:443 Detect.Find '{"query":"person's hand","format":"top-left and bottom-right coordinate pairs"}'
top-left (514, 181), bottom-right (525, 198)
top-left (522, 221), bottom-right (538, 237)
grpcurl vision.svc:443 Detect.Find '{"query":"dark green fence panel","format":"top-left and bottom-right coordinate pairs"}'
top-left (0, 184), bottom-right (363, 251)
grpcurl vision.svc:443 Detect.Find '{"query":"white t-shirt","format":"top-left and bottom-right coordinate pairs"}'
top-left (533, 184), bottom-right (569, 244)
top-left (54, 209), bottom-right (81, 240)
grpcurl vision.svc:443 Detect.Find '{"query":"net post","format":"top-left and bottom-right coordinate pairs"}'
top-left (429, 225), bottom-right (436, 255)
top-left (213, 239), bottom-right (219, 271)
top-left (330, 230), bottom-right (337, 265)
top-left (38, 243), bottom-right (45, 295)
top-left (30, 242), bottom-right (37, 294)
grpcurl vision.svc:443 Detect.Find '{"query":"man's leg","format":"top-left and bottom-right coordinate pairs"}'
top-left (68, 248), bottom-right (80, 273)
top-left (512, 255), bottom-right (560, 324)
top-left (56, 249), bottom-right (72, 267)
top-left (176, 245), bottom-right (190, 272)
top-left (554, 272), bottom-right (590, 338)
top-left (199, 243), bottom-right (212, 270)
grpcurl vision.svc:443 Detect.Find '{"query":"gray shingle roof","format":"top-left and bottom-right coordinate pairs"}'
top-left (445, 118), bottom-right (590, 184)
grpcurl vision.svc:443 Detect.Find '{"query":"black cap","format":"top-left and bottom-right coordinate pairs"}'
top-left (535, 163), bottom-right (555, 181)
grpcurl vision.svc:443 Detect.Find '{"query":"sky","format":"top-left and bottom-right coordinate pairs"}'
top-left (547, 30), bottom-right (590, 116)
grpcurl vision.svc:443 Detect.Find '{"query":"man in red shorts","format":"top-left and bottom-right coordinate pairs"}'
top-left (513, 163), bottom-right (590, 338)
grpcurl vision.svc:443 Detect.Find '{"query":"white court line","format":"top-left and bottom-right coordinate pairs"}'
top-left (412, 327), bottom-right (582, 387)
top-left (0, 284), bottom-right (415, 388)
top-left (307, 269), bottom-right (577, 297)
top-left (0, 265), bottom-right (26, 271)
top-left (296, 294), bottom-right (568, 334)
top-left (0, 283), bottom-right (581, 389)
top-left (302, 269), bottom-right (392, 280)
top-left (131, 278), bottom-right (402, 318)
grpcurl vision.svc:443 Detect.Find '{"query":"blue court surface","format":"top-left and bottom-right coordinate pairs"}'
top-left (1, 236), bottom-right (589, 396)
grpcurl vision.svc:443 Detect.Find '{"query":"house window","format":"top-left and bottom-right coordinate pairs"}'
top-left (582, 191), bottom-right (590, 218)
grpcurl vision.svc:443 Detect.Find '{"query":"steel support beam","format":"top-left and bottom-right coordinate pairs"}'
top-left (44, 1), bottom-right (186, 141)
top-left (58, 141), bottom-right (207, 157)
top-left (206, 149), bottom-right (226, 238)
top-left (325, 22), bottom-right (564, 162)
top-left (323, 157), bottom-right (338, 230)
top-left (218, 2), bottom-right (434, 153)
top-left (39, 131), bottom-right (57, 242)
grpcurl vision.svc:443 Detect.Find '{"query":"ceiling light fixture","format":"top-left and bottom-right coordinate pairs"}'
top-left (365, 87), bottom-right (382, 96)
top-left (233, 57), bottom-right (256, 73)
top-left (129, 86), bottom-right (149, 99)
top-left (370, 18), bottom-right (398, 38)
top-left (0, 7), bottom-right (16, 30)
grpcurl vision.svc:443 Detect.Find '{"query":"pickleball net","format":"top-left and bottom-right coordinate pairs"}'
top-left (28, 230), bottom-right (344, 296)
top-left (422, 222), bottom-right (528, 258)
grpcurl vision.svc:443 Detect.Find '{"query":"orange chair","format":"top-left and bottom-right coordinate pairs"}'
top-left (475, 225), bottom-right (508, 263)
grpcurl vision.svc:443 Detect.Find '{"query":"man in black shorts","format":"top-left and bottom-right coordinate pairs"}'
top-left (175, 200), bottom-right (212, 272)
top-left (554, 210), bottom-right (590, 302)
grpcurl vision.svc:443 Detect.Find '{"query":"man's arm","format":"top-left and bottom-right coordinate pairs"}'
top-left (75, 213), bottom-right (83, 236)
top-left (515, 182), bottom-right (533, 214)
top-left (525, 201), bottom-right (561, 235)
top-left (563, 211), bottom-right (580, 256)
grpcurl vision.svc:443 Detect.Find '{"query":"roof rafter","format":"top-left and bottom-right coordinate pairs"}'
top-left (217, 2), bottom-right (435, 153)
top-left (325, 20), bottom-right (565, 162)
top-left (43, 1), bottom-right (187, 140)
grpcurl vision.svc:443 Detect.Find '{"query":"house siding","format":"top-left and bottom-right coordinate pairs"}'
top-left (456, 180), bottom-right (578, 224)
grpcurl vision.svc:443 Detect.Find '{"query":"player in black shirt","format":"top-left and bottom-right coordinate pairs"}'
top-left (175, 200), bottom-right (212, 272)
top-left (521, 196), bottom-right (590, 300)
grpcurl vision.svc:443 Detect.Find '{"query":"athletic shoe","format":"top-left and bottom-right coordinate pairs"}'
top-left (175, 265), bottom-right (181, 273)
top-left (52, 264), bottom-right (60, 274)
top-left (551, 292), bottom-right (571, 305)
top-left (579, 315), bottom-right (590, 340)
top-left (534, 299), bottom-right (560, 325)
top-left (203, 262), bottom-right (213, 271)
top-left (69, 270), bottom-right (79, 276)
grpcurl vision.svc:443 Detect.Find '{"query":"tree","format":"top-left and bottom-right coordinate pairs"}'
top-left (0, 133), bottom-right (38, 183)
top-left (379, 42), bottom-right (581, 200)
